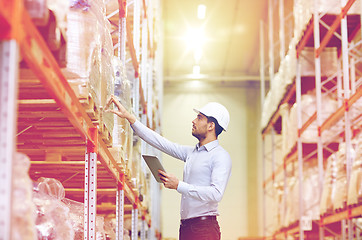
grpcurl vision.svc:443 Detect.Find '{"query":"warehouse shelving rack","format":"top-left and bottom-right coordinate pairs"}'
top-left (260, 0), bottom-right (362, 239)
top-left (0, 0), bottom-right (161, 239)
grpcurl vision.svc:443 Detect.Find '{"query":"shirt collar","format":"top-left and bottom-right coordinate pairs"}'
top-left (196, 140), bottom-right (219, 152)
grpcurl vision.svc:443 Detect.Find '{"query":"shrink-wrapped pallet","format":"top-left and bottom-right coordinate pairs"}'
top-left (288, 90), bottom-right (339, 147)
top-left (112, 57), bottom-right (133, 160)
top-left (348, 135), bottom-right (362, 205)
top-left (320, 153), bottom-right (337, 215)
top-left (333, 142), bottom-right (356, 210)
top-left (67, 0), bottom-right (114, 143)
top-left (100, 19), bottom-right (115, 139)
top-left (62, 198), bottom-right (85, 239)
top-left (129, 137), bottom-right (141, 189)
top-left (289, 162), bottom-right (319, 224)
top-left (283, 177), bottom-right (297, 227)
top-left (12, 153), bottom-right (37, 240)
top-left (294, 0), bottom-right (361, 41)
top-left (299, 47), bottom-right (338, 77)
top-left (33, 178), bottom-right (74, 240)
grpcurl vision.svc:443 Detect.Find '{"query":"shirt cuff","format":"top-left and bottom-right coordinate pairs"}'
top-left (130, 119), bottom-right (140, 131)
top-left (177, 181), bottom-right (189, 194)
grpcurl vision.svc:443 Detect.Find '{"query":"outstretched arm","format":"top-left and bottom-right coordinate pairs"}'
top-left (105, 95), bottom-right (191, 161)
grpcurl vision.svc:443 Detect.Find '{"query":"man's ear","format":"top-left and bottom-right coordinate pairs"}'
top-left (208, 121), bottom-right (215, 131)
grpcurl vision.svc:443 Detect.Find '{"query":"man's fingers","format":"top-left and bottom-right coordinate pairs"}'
top-left (104, 95), bottom-right (115, 111)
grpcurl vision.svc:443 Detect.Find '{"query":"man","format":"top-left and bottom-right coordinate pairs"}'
top-left (105, 96), bottom-right (232, 240)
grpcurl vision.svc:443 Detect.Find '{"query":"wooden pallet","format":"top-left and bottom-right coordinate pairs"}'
top-left (79, 94), bottom-right (100, 121)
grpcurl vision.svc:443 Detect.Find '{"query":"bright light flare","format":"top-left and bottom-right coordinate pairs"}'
top-left (193, 65), bottom-right (201, 75)
top-left (197, 4), bottom-right (206, 19)
top-left (185, 28), bottom-right (205, 50)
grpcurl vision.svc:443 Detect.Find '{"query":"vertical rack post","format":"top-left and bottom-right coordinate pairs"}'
top-left (340, 1), bottom-right (352, 239)
top-left (84, 128), bottom-right (98, 240)
top-left (259, 19), bottom-right (266, 238)
top-left (141, 214), bottom-right (146, 240)
top-left (268, 0), bottom-right (274, 81)
top-left (117, 2), bottom-right (126, 238)
top-left (279, 0), bottom-right (285, 60)
top-left (0, 40), bottom-right (19, 240)
top-left (296, 58), bottom-right (304, 240)
top-left (312, 0), bottom-right (324, 239)
top-left (116, 173), bottom-right (125, 240)
top-left (132, 197), bottom-right (139, 240)
top-left (133, 0), bottom-right (141, 115)
top-left (119, 0), bottom-right (127, 64)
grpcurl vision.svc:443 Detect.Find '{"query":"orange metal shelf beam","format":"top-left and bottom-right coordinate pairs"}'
top-left (321, 86), bottom-right (362, 133)
top-left (296, 18), bottom-right (314, 58)
top-left (269, 204), bottom-right (362, 238)
top-left (0, 1), bottom-right (142, 207)
top-left (316, 0), bottom-right (356, 58)
top-left (322, 204), bottom-right (362, 225)
top-left (263, 86), bottom-right (362, 188)
top-left (300, 112), bottom-right (317, 135)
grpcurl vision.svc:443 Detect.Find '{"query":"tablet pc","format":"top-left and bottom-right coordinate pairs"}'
top-left (142, 155), bottom-right (166, 183)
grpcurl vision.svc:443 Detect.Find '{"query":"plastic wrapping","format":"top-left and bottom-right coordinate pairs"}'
top-left (62, 198), bottom-right (85, 239)
top-left (348, 134), bottom-right (362, 205)
top-left (333, 142), bottom-right (356, 210)
top-left (299, 47), bottom-right (338, 77)
top-left (284, 161), bottom-right (319, 226)
top-left (67, 0), bottom-right (114, 141)
top-left (112, 56), bottom-right (133, 153)
top-left (288, 90), bottom-right (339, 149)
top-left (283, 176), bottom-right (297, 226)
top-left (294, 0), bottom-right (361, 42)
top-left (33, 178), bottom-right (75, 240)
top-left (67, 0), bottom-right (104, 78)
top-left (12, 153), bottom-right (37, 240)
top-left (320, 153), bottom-right (337, 215)
top-left (100, 18), bottom-right (115, 137)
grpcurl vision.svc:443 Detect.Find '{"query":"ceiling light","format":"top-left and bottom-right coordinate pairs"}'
top-left (193, 65), bottom-right (200, 75)
top-left (197, 4), bottom-right (206, 19)
top-left (186, 29), bottom-right (205, 50)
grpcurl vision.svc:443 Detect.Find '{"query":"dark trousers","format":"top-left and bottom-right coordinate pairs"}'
top-left (179, 216), bottom-right (221, 240)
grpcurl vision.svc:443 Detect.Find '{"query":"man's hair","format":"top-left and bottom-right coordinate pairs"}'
top-left (207, 116), bottom-right (223, 137)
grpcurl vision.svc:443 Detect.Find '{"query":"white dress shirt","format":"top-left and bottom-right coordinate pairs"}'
top-left (131, 120), bottom-right (232, 220)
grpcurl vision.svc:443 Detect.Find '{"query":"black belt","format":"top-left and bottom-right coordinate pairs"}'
top-left (180, 215), bottom-right (217, 225)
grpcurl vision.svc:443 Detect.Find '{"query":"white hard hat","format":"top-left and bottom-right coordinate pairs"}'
top-left (193, 102), bottom-right (230, 131)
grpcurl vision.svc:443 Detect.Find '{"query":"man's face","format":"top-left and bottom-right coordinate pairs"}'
top-left (192, 113), bottom-right (209, 140)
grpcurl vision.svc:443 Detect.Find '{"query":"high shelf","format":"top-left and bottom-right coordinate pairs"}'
top-left (0, 0), bottom-right (162, 239)
top-left (260, 0), bottom-right (362, 239)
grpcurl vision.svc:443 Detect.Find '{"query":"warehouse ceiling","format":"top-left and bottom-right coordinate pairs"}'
top-left (162, 0), bottom-right (267, 83)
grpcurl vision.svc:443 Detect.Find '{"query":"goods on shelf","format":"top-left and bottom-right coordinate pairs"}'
top-left (67, 0), bottom-right (115, 143)
top-left (289, 90), bottom-right (339, 145)
top-left (111, 56), bottom-right (134, 162)
top-left (288, 161), bottom-right (320, 225)
top-left (321, 141), bottom-right (358, 214)
top-left (33, 177), bottom-right (108, 239)
top-left (320, 153), bottom-right (336, 215)
top-left (294, 0), bottom-right (361, 41)
top-left (12, 153), bottom-right (37, 240)
top-left (348, 134), bottom-right (362, 206)
top-left (283, 176), bottom-right (296, 227)
top-left (33, 178), bottom-right (75, 239)
top-left (333, 142), bottom-right (356, 210)
top-left (261, 44), bottom-right (339, 131)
